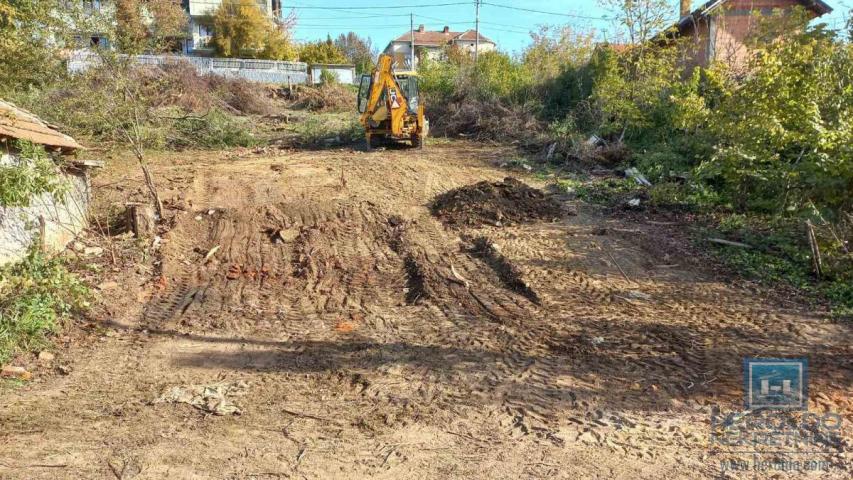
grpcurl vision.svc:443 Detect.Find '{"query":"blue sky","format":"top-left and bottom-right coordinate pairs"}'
top-left (287, 0), bottom-right (851, 56)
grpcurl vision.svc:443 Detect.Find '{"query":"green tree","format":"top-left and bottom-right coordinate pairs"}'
top-left (0, 1), bottom-right (68, 94)
top-left (523, 25), bottom-right (595, 79)
top-left (334, 32), bottom-right (376, 74)
top-left (702, 21), bottom-right (853, 216)
top-left (299, 36), bottom-right (347, 64)
top-left (473, 51), bottom-right (534, 104)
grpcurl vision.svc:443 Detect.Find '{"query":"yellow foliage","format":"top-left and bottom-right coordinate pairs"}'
top-left (210, 0), bottom-right (295, 60)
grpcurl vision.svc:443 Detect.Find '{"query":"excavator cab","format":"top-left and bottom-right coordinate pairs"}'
top-left (357, 55), bottom-right (428, 149)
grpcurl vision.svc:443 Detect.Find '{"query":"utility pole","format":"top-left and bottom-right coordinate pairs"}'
top-left (410, 13), bottom-right (415, 70)
top-left (474, 0), bottom-right (480, 62)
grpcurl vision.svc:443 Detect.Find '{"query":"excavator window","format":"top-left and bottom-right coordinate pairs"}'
top-left (396, 76), bottom-right (419, 112)
top-left (357, 74), bottom-right (371, 113)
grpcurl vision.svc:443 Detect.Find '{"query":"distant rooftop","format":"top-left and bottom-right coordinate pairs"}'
top-left (389, 25), bottom-right (495, 47)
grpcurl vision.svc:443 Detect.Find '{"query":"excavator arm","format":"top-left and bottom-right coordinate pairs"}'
top-left (360, 55), bottom-right (408, 136)
top-left (358, 54), bottom-right (426, 149)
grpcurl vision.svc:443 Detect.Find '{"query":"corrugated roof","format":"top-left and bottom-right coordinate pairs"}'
top-left (0, 100), bottom-right (82, 153)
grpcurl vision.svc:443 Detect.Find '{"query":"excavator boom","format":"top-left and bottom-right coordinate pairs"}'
top-left (357, 54), bottom-right (428, 149)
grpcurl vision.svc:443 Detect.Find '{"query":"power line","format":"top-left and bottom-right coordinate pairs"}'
top-left (281, 3), bottom-right (471, 10)
top-left (481, 1), bottom-right (610, 21)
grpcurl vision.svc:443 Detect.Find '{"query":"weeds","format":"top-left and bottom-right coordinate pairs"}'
top-left (0, 140), bottom-right (67, 207)
top-left (288, 115), bottom-right (363, 147)
top-left (575, 178), bottom-right (640, 205)
top-left (171, 109), bottom-right (260, 149)
top-left (701, 216), bottom-right (852, 318)
top-left (0, 251), bottom-right (89, 363)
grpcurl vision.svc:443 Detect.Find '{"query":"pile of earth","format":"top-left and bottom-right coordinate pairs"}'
top-left (431, 177), bottom-right (563, 227)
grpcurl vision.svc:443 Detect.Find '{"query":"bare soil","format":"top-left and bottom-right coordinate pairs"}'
top-left (431, 176), bottom-right (565, 227)
top-left (0, 141), bottom-right (850, 479)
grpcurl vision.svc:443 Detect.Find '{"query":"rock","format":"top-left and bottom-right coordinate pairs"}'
top-left (1, 365), bottom-right (32, 380)
top-left (72, 241), bottom-right (86, 252)
top-left (154, 381), bottom-right (249, 415)
top-left (97, 281), bottom-right (119, 290)
top-left (83, 246), bottom-right (104, 257)
top-left (38, 351), bottom-right (55, 363)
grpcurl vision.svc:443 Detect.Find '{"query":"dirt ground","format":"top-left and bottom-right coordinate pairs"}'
top-left (0, 141), bottom-right (850, 479)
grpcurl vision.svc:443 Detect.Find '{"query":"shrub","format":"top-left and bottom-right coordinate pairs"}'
top-left (701, 21), bottom-right (853, 218)
top-left (0, 140), bottom-right (67, 207)
top-left (319, 68), bottom-right (338, 85)
top-left (0, 251), bottom-right (89, 363)
top-left (171, 109), bottom-right (259, 149)
top-left (288, 115), bottom-right (363, 147)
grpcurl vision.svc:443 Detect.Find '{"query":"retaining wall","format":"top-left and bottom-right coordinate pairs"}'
top-left (68, 51), bottom-right (309, 85)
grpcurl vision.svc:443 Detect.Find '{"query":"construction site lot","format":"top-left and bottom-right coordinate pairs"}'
top-left (0, 140), bottom-right (850, 479)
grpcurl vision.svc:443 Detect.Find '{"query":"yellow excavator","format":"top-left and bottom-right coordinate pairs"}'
top-left (357, 54), bottom-right (428, 149)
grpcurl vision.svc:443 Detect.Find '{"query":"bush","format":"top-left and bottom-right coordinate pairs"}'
top-left (171, 109), bottom-right (260, 149)
top-left (700, 23), bottom-right (853, 218)
top-left (0, 140), bottom-right (67, 207)
top-left (319, 68), bottom-right (338, 85)
top-left (288, 115), bottom-right (363, 147)
top-left (16, 63), bottom-right (272, 149)
top-left (0, 251), bottom-right (89, 363)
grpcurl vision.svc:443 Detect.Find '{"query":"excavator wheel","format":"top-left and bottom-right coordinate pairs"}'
top-left (367, 134), bottom-right (384, 150)
top-left (411, 133), bottom-right (424, 149)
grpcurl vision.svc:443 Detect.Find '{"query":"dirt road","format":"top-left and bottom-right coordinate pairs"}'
top-left (1, 142), bottom-right (850, 478)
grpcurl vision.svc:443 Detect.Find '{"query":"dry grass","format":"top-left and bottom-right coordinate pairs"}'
top-left (428, 99), bottom-right (542, 143)
top-left (281, 83), bottom-right (356, 112)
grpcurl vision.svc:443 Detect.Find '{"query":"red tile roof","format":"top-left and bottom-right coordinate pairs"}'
top-left (390, 28), bottom-right (495, 46)
top-left (0, 100), bottom-right (82, 153)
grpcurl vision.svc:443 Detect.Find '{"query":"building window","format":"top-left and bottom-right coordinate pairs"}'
top-left (198, 24), bottom-right (213, 37)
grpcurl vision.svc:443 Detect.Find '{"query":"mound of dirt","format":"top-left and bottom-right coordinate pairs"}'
top-left (431, 177), bottom-right (563, 227)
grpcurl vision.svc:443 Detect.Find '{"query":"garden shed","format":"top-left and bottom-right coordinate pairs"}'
top-left (0, 100), bottom-right (99, 266)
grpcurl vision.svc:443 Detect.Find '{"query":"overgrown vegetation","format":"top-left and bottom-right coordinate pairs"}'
top-left (16, 62), bottom-right (268, 150)
top-left (0, 251), bottom-right (89, 363)
top-left (0, 140), bottom-right (67, 207)
top-left (418, 3), bottom-right (851, 313)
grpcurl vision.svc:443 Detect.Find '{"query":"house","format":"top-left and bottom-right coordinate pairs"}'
top-left (0, 101), bottom-right (100, 266)
top-left (672, 0), bottom-right (833, 69)
top-left (181, 0), bottom-right (283, 55)
top-left (383, 25), bottom-right (496, 69)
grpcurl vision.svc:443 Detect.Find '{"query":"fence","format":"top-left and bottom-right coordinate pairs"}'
top-left (68, 51), bottom-right (308, 85)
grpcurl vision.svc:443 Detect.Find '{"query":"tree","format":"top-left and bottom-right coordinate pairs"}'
top-left (523, 25), bottom-right (596, 79)
top-left (115, 0), bottom-right (187, 54)
top-left (591, 0), bottom-right (683, 140)
top-left (67, 2), bottom-right (189, 219)
top-left (334, 32), bottom-right (376, 74)
top-left (0, 1), bottom-right (69, 94)
top-left (598, 0), bottom-right (672, 45)
top-left (702, 20), bottom-right (853, 216)
top-left (299, 36), bottom-right (347, 64)
top-left (210, 0), bottom-right (296, 60)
